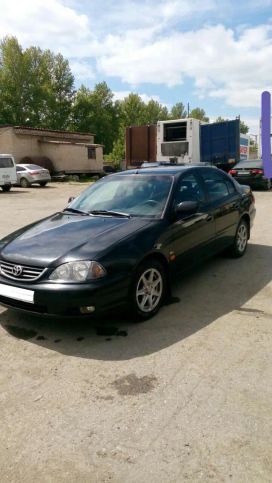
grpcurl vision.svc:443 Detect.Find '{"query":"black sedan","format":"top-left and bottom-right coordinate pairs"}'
top-left (229, 159), bottom-right (271, 190)
top-left (0, 166), bottom-right (255, 320)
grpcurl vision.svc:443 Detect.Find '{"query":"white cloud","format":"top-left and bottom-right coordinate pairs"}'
top-left (0, 0), bottom-right (92, 56)
top-left (0, 0), bottom-right (271, 114)
top-left (98, 23), bottom-right (272, 108)
top-left (69, 61), bottom-right (95, 81)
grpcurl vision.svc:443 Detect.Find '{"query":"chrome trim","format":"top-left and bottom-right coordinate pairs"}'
top-left (0, 260), bottom-right (47, 282)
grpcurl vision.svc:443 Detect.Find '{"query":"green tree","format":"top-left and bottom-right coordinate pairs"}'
top-left (215, 116), bottom-right (228, 123)
top-left (169, 102), bottom-right (187, 119)
top-left (71, 82), bottom-right (120, 153)
top-left (45, 51), bottom-right (74, 129)
top-left (240, 120), bottom-right (249, 134)
top-left (0, 36), bottom-right (75, 129)
top-left (119, 93), bottom-right (146, 127)
top-left (190, 107), bottom-right (209, 122)
top-left (142, 99), bottom-right (169, 124)
top-left (0, 36), bottom-right (28, 124)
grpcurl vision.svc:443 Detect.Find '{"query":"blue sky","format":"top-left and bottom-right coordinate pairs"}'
top-left (1, 0), bottom-right (272, 134)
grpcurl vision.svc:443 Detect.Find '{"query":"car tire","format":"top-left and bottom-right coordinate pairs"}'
top-left (130, 259), bottom-right (166, 321)
top-left (39, 182), bottom-right (47, 187)
top-left (228, 219), bottom-right (249, 258)
top-left (2, 185), bottom-right (11, 192)
top-left (20, 177), bottom-right (30, 188)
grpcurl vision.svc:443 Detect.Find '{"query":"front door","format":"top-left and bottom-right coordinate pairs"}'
top-left (165, 171), bottom-right (216, 272)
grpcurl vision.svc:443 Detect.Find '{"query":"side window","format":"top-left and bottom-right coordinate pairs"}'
top-left (0, 157), bottom-right (14, 168)
top-left (226, 179), bottom-right (236, 195)
top-left (16, 166), bottom-right (25, 172)
top-left (174, 173), bottom-right (206, 205)
top-left (201, 169), bottom-right (233, 202)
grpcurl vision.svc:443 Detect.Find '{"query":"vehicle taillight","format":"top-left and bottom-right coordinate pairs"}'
top-left (250, 169), bottom-right (263, 175)
top-left (29, 171), bottom-right (40, 176)
top-left (229, 169), bottom-right (237, 175)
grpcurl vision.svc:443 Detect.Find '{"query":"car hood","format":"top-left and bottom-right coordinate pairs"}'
top-left (0, 212), bottom-right (153, 267)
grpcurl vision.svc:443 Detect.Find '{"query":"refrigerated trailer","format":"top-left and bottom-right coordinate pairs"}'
top-left (125, 119), bottom-right (248, 171)
top-left (156, 118), bottom-right (201, 164)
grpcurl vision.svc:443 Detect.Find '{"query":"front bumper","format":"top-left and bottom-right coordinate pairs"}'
top-left (0, 274), bottom-right (130, 316)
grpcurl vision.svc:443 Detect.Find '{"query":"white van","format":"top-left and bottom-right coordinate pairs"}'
top-left (0, 154), bottom-right (16, 192)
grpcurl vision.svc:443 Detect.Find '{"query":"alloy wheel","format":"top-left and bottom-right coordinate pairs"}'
top-left (136, 268), bottom-right (163, 313)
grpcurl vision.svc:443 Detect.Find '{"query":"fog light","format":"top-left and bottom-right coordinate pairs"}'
top-left (80, 305), bottom-right (96, 314)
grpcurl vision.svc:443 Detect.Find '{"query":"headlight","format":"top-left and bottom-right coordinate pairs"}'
top-left (49, 261), bottom-right (106, 282)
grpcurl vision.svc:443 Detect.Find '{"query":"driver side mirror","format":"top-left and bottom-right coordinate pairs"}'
top-left (68, 196), bottom-right (75, 204)
top-left (175, 200), bottom-right (199, 214)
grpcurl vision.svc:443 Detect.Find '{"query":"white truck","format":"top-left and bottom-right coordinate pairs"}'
top-left (0, 154), bottom-right (16, 192)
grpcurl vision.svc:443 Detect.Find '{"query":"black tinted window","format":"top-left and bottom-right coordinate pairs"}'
top-left (16, 166), bottom-right (26, 172)
top-left (0, 157), bottom-right (14, 168)
top-left (201, 169), bottom-right (233, 202)
top-left (235, 159), bottom-right (262, 169)
top-left (174, 173), bottom-right (206, 204)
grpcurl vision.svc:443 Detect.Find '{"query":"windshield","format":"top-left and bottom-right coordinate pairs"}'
top-left (68, 174), bottom-right (173, 218)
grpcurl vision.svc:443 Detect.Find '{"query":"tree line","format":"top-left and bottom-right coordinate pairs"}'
top-left (0, 36), bottom-right (249, 161)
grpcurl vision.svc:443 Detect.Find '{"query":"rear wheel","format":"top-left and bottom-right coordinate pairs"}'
top-left (266, 179), bottom-right (271, 190)
top-left (2, 184), bottom-right (11, 192)
top-left (20, 177), bottom-right (30, 188)
top-left (39, 182), bottom-right (47, 187)
top-left (228, 219), bottom-right (249, 258)
top-left (130, 259), bottom-right (166, 321)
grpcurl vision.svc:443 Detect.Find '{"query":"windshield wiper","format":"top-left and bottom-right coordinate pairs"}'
top-left (63, 207), bottom-right (90, 216)
top-left (89, 210), bottom-right (131, 218)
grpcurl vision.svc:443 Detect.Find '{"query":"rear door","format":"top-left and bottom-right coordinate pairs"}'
top-left (199, 168), bottom-right (240, 250)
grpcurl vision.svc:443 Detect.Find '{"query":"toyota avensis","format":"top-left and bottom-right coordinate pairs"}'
top-left (0, 166), bottom-right (255, 320)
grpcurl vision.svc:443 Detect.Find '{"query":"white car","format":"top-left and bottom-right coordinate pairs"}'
top-left (15, 164), bottom-right (51, 188)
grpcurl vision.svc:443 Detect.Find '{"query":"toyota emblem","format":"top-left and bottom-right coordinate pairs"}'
top-left (13, 265), bottom-right (23, 277)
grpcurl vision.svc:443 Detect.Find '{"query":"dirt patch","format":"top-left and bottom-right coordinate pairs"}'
top-left (112, 373), bottom-right (158, 396)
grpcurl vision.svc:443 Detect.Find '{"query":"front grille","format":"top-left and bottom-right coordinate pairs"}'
top-left (0, 260), bottom-right (46, 282)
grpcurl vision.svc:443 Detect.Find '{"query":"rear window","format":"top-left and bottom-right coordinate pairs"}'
top-left (235, 159), bottom-right (263, 169)
top-left (0, 157), bottom-right (14, 168)
top-left (25, 164), bottom-right (43, 170)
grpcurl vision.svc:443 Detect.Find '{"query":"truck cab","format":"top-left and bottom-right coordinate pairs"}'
top-left (0, 154), bottom-right (16, 192)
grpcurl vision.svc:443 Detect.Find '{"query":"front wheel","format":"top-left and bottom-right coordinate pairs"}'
top-left (130, 259), bottom-right (166, 321)
top-left (228, 219), bottom-right (249, 258)
top-left (39, 182), bottom-right (47, 187)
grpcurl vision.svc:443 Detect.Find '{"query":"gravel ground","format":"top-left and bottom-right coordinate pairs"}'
top-left (0, 183), bottom-right (272, 482)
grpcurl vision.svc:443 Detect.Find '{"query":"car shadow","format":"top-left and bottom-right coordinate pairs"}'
top-left (0, 190), bottom-right (29, 194)
top-left (0, 242), bottom-right (271, 361)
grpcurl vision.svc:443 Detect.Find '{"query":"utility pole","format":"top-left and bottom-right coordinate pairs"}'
top-left (187, 103), bottom-right (190, 118)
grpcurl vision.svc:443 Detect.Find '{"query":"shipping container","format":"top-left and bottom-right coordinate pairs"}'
top-left (200, 119), bottom-right (240, 171)
top-left (126, 125), bottom-right (157, 167)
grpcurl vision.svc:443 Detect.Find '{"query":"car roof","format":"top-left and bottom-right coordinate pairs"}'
top-left (117, 164), bottom-right (216, 176)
